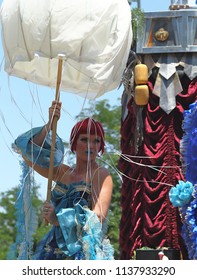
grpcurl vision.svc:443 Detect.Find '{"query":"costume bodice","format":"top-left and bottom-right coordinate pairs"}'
top-left (51, 181), bottom-right (92, 210)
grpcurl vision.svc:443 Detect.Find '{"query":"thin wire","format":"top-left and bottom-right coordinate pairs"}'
top-left (98, 153), bottom-right (175, 188)
top-left (7, 77), bottom-right (31, 125)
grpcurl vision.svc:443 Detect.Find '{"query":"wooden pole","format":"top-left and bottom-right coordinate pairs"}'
top-left (46, 57), bottom-right (63, 202)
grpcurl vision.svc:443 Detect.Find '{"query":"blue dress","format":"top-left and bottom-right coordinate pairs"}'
top-left (14, 126), bottom-right (114, 260)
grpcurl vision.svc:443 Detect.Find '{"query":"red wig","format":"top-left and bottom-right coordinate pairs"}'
top-left (70, 118), bottom-right (105, 154)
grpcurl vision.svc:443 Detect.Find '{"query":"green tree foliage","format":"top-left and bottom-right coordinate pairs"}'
top-left (131, 7), bottom-right (144, 50)
top-left (0, 184), bottom-right (48, 260)
top-left (0, 187), bottom-right (17, 259)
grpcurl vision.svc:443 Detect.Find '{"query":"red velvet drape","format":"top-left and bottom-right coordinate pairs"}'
top-left (119, 75), bottom-right (197, 260)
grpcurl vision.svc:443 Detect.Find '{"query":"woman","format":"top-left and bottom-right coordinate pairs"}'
top-left (15, 101), bottom-right (114, 260)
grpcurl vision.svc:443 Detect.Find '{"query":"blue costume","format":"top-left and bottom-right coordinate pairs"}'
top-left (14, 127), bottom-right (114, 260)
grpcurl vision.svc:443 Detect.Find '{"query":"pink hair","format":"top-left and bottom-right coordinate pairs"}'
top-left (70, 118), bottom-right (105, 154)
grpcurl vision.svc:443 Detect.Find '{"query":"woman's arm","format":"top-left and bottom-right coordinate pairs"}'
top-left (91, 168), bottom-right (113, 224)
top-left (15, 101), bottom-right (67, 180)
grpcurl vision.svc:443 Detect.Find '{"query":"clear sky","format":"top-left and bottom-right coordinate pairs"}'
top-left (0, 0), bottom-right (170, 200)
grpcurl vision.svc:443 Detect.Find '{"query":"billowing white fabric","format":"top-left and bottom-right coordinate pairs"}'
top-left (0, 0), bottom-right (132, 99)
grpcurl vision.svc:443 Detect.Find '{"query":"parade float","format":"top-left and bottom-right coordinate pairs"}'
top-left (119, 0), bottom-right (197, 260)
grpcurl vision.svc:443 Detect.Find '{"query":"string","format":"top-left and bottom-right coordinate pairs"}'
top-left (98, 154), bottom-right (175, 188)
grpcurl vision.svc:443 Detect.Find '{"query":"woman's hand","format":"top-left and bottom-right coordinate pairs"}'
top-left (42, 201), bottom-right (59, 226)
top-left (48, 101), bottom-right (62, 127)
top-left (33, 100), bottom-right (62, 145)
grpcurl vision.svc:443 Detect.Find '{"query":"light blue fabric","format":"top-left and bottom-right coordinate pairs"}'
top-left (53, 183), bottom-right (88, 257)
top-left (33, 181), bottom-right (114, 260)
top-left (14, 126), bottom-right (64, 167)
top-left (7, 160), bottom-right (38, 260)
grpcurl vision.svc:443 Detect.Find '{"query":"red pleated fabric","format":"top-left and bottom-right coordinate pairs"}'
top-left (119, 75), bottom-right (197, 260)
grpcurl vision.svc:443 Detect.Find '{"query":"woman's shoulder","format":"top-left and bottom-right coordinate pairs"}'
top-left (94, 165), bottom-right (111, 177)
top-left (91, 165), bottom-right (112, 188)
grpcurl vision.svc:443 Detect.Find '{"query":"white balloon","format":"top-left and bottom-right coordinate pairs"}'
top-left (1, 0), bottom-right (132, 99)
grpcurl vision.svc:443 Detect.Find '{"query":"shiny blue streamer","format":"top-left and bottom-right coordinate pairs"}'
top-left (7, 160), bottom-right (38, 259)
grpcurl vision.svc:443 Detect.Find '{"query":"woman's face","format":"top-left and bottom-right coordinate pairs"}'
top-left (75, 133), bottom-right (101, 160)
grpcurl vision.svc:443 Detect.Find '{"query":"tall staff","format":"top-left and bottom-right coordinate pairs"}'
top-left (46, 57), bottom-right (63, 202)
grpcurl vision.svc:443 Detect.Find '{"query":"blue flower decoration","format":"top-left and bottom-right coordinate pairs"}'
top-left (169, 180), bottom-right (194, 207)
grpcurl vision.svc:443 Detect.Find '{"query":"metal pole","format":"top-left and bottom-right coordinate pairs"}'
top-left (130, 0), bottom-right (141, 8)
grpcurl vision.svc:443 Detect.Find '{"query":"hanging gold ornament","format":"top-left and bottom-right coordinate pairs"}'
top-left (135, 85), bottom-right (149, 106)
top-left (134, 64), bottom-right (148, 85)
top-left (155, 28), bottom-right (169, 42)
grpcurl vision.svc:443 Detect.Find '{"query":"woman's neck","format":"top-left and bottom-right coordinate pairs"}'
top-left (75, 160), bottom-right (98, 174)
